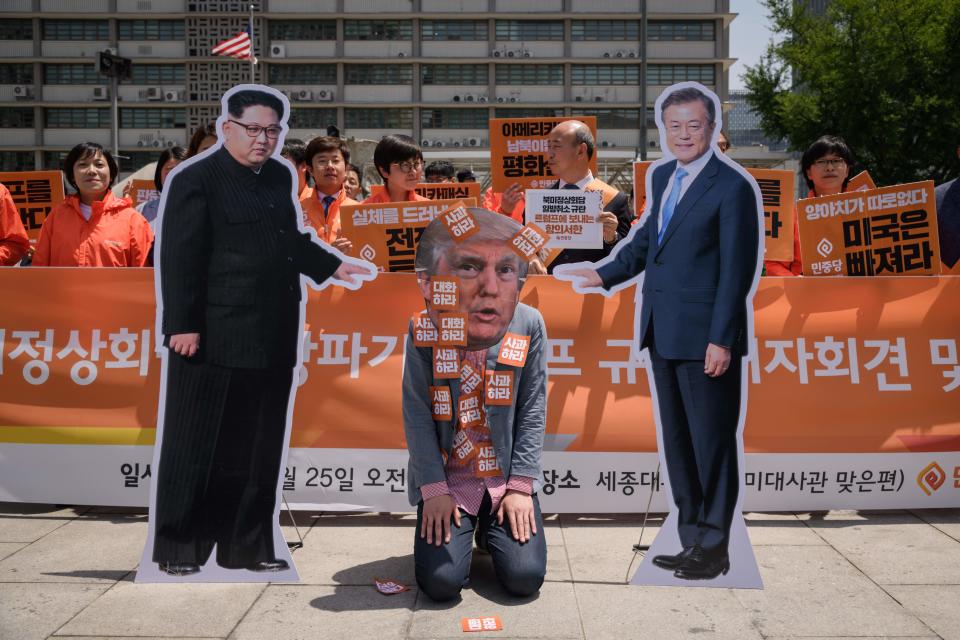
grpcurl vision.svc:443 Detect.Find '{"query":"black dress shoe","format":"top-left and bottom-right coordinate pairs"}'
top-left (673, 545), bottom-right (730, 580)
top-left (246, 559), bottom-right (289, 572)
top-left (158, 562), bottom-right (200, 576)
top-left (651, 546), bottom-right (695, 571)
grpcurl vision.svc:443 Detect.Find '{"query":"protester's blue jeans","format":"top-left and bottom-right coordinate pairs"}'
top-left (414, 492), bottom-right (547, 601)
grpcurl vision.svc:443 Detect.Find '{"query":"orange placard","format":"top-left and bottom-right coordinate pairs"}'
top-left (485, 370), bottom-right (514, 406)
top-left (475, 444), bottom-right (501, 478)
top-left (497, 333), bottom-right (530, 367)
top-left (508, 223), bottom-right (549, 261)
top-left (340, 197), bottom-right (477, 272)
top-left (459, 361), bottom-right (483, 396)
top-left (489, 116), bottom-right (598, 192)
top-left (0, 171), bottom-right (65, 246)
top-left (438, 202), bottom-right (480, 242)
top-left (368, 182), bottom-right (481, 203)
top-left (847, 170), bottom-right (877, 192)
top-left (430, 276), bottom-right (459, 311)
top-left (748, 168), bottom-right (796, 262)
top-left (128, 179), bottom-right (158, 208)
top-left (433, 347), bottom-right (460, 379)
top-left (633, 160), bottom-right (653, 221)
top-left (798, 181), bottom-right (940, 276)
top-left (451, 429), bottom-right (479, 464)
top-left (461, 616), bottom-right (503, 633)
top-left (458, 394), bottom-right (485, 430)
top-left (412, 312), bottom-right (438, 346)
top-left (437, 312), bottom-right (467, 347)
top-left (430, 386), bottom-right (452, 421)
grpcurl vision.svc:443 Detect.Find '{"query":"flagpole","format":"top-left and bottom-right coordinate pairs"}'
top-left (249, 4), bottom-right (255, 84)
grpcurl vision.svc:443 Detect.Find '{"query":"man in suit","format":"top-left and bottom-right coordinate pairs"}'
top-left (403, 208), bottom-right (547, 600)
top-left (151, 88), bottom-right (373, 577)
top-left (558, 86), bottom-right (761, 580)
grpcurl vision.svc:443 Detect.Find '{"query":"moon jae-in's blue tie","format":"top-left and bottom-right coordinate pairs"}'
top-left (658, 166), bottom-right (688, 245)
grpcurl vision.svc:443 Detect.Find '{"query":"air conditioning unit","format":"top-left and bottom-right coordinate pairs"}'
top-left (509, 96), bottom-right (518, 103)
top-left (601, 140), bottom-right (610, 148)
top-left (507, 50), bottom-right (515, 58)
top-left (452, 95), bottom-right (461, 102)
top-left (468, 137), bottom-right (480, 147)
top-left (649, 140), bottom-right (659, 148)
top-left (152, 139), bottom-right (163, 148)
top-left (628, 51), bottom-right (637, 58)
top-left (522, 50), bottom-right (531, 58)
top-left (163, 90), bottom-right (181, 102)
top-left (616, 51), bottom-right (625, 58)
top-left (493, 50), bottom-right (502, 57)
top-left (421, 139), bottom-right (431, 147)
top-left (270, 44), bottom-right (286, 58)
top-left (603, 52), bottom-right (612, 58)
top-left (316, 89), bottom-right (334, 101)
top-left (477, 95), bottom-right (488, 103)
top-left (497, 96), bottom-right (506, 103)
top-left (296, 89), bottom-right (313, 101)
top-left (453, 140), bottom-right (462, 147)
top-left (397, 51), bottom-right (406, 57)
top-left (594, 96), bottom-right (603, 102)
top-left (434, 140), bottom-right (444, 147)
top-left (166, 140), bottom-right (176, 147)
top-left (137, 134), bottom-right (155, 147)
top-left (574, 95), bottom-right (584, 102)
top-left (464, 94), bottom-right (475, 102)
top-left (104, 46), bottom-right (118, 56)
top-left (145, 86), bottom-right (163, 101)
top-left (92, 86), bottom-right (110, 101)
top-left (13, 85), bottom-right (33, 99)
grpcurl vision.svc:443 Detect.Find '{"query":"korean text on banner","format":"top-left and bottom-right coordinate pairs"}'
top-left (525, 189), bottom-right (602, 250)
top-left (750, 168), bottom-right (796, 262)
top-left (368, 182), bottom-right (481, 203)
top-left (0, 171), bottom-right (65, 246)
top-left (489, 116), bottom-right (598, 192)
top-left (128, 179), bottom-right (158, 208)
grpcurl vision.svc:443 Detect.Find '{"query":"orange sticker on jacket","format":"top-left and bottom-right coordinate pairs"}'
top-left (433, 347), bottom-right (460, 379)
top-left (508, 223), bottom-right (549, 260)
top-left (475, 445), bottom-right (501, 478)
top-left (460, 361), bottom-right (484, 396)
top-left (430, 386), bottom-right (452, 421)
top-left (497, 333), bottom-right (530, 367)
top-left (430, 276), bottom-right (460, 311)
top-left (452, 429), bottom-right (479, 464)
top-left (438, 312), bottom-right (467, 347)
top-left (485, 370), bottom-right (514, 405)
top-left (440, 203), bottom-right (480, 242)
top-left (458, 393), bottom-right (485, 430)
top-left (413, 313), bottom-right (438, 346)
top-left (461, 616), bottom-right (503, 632)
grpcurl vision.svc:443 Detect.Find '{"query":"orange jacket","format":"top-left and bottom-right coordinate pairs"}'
top-left (0, 182), bottom-right (30, 266)
top-left (32, 192), bottom-right (153, 267)
top-left (482, 187), bottom-right (525, 222)
top-left (362, 188), bottom-right (429, 205)
top-left (300, 187), bottom-right (358, 244)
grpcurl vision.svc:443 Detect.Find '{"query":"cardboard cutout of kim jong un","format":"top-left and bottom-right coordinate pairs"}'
top-left (403, 208), bottom-right (549, 601)
top-left (137, 85), bottom-right (377, 583)
top-left (555, 83), bottom-right (764, 589)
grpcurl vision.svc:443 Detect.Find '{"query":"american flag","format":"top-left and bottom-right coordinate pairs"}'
top-left (212, 26), bottom-right (255, 61)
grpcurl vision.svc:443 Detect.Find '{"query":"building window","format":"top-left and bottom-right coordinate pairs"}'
top-left (495, 20), bottom-right (563, 41)
top-left (421, 64), bottom-right (488, 86)
top-left (577, 109), bottom-right (641, 129)
top-left (117, 20), bottom-right (185, 40)
top-left (42, 20), bottom-right (109, 40)
top-left (421, 108), bottom-right (488, 129)
top-left (343, 20), bottom-right (412, 41)
top-left (268, 20), bottom-right (336, 40)
top-left (494, 108), bottom-right (565, 119)
top-left (120, 108), bottom-right (185, 128)
top-left (45, 108), bottom-right (111, 128)
top-left (268, 64), bottom-right (336, 84)
top-left (571, 20), bottom-right (639, 41)
top-left (0, 64), bottom-right (34, 84)
top-left (130, 65), bottom-right (186, 85)
top-left (647, 64), bottom-right (715, 85)
top-left (42, 151), bottom-right (68, 171)
top-left (0, 151), bottom-right (35, 172)
top-left (44, 64), bottom-right (102, 85)
top-left (0, 108), bottom-right (34, 129)
top-left (495, 64), bottom-right (563, 85)
top-left (345, 65), bottom-right (412, 85)
top-left (345, 108), bottom-right (413, 129)
top-left (288, 108), bottom-right (337, 129)
top-left (648, 21), bottom-right (715, 41)
top-left (421, 20), bottom-right (488, 41)
top-left (571, 65), bottom-right (640, 85)
top-left (0, 19), bottom-right (33, 40)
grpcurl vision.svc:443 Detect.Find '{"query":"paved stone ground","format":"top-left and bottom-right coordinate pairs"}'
top-left (1, 504), bottom-right (958, 639)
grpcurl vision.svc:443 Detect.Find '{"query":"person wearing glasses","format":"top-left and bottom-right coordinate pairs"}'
top-left (766, 135), bottom-right (855, 276)
top-left (149, 88), bottom-right (375, 578)
top-left (364, 134), bottom-right (430, 204)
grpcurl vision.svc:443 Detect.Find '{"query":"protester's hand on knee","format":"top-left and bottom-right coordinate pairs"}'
top-left (421, 494), bottom-right (460, 546)
top-left (497, 490), bottom-right (537, 543)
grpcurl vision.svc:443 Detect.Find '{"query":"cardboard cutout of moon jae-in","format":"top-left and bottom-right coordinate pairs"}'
top-left (137, 84), bottom-right (376, 583)
top-left (554, 82), bottom-right (764, 589)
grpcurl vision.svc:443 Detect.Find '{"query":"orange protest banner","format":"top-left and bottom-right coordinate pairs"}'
top-left (847, 170), bottom-right (877, 192)
top-left (339, 198), bottom-right (476, 271)
top-left (798, 181), bottom-right (940, 276)
top-left (750, 168), bottom-right (796, 262)
top-left (633, 160), bottom-right (653, 221)
top-left (489, 116), bottom-right (598, 192)
top-left (128, 179), bottom-right (158, 208)
top-left (368, 182), bottom-right (481, 202)
top-left (0, 171), bottom-right (65, 246)
top-left (0, 270), bottom-right (958, 457)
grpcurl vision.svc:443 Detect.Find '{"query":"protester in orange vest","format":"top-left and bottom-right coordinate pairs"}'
top-left (299, 136), bottom-right (357, 253)
top-left (0, 182), bottom-right (30, 266)
top-left (32, 142), bottom-right (153, 267)
top-left (765, 135), bottom-right (855, 276)
top-left (363, 134), bottom-right (430, 204)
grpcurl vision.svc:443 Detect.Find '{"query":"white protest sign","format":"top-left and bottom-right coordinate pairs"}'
top-left (524, 189), bottom-right (602, 250)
